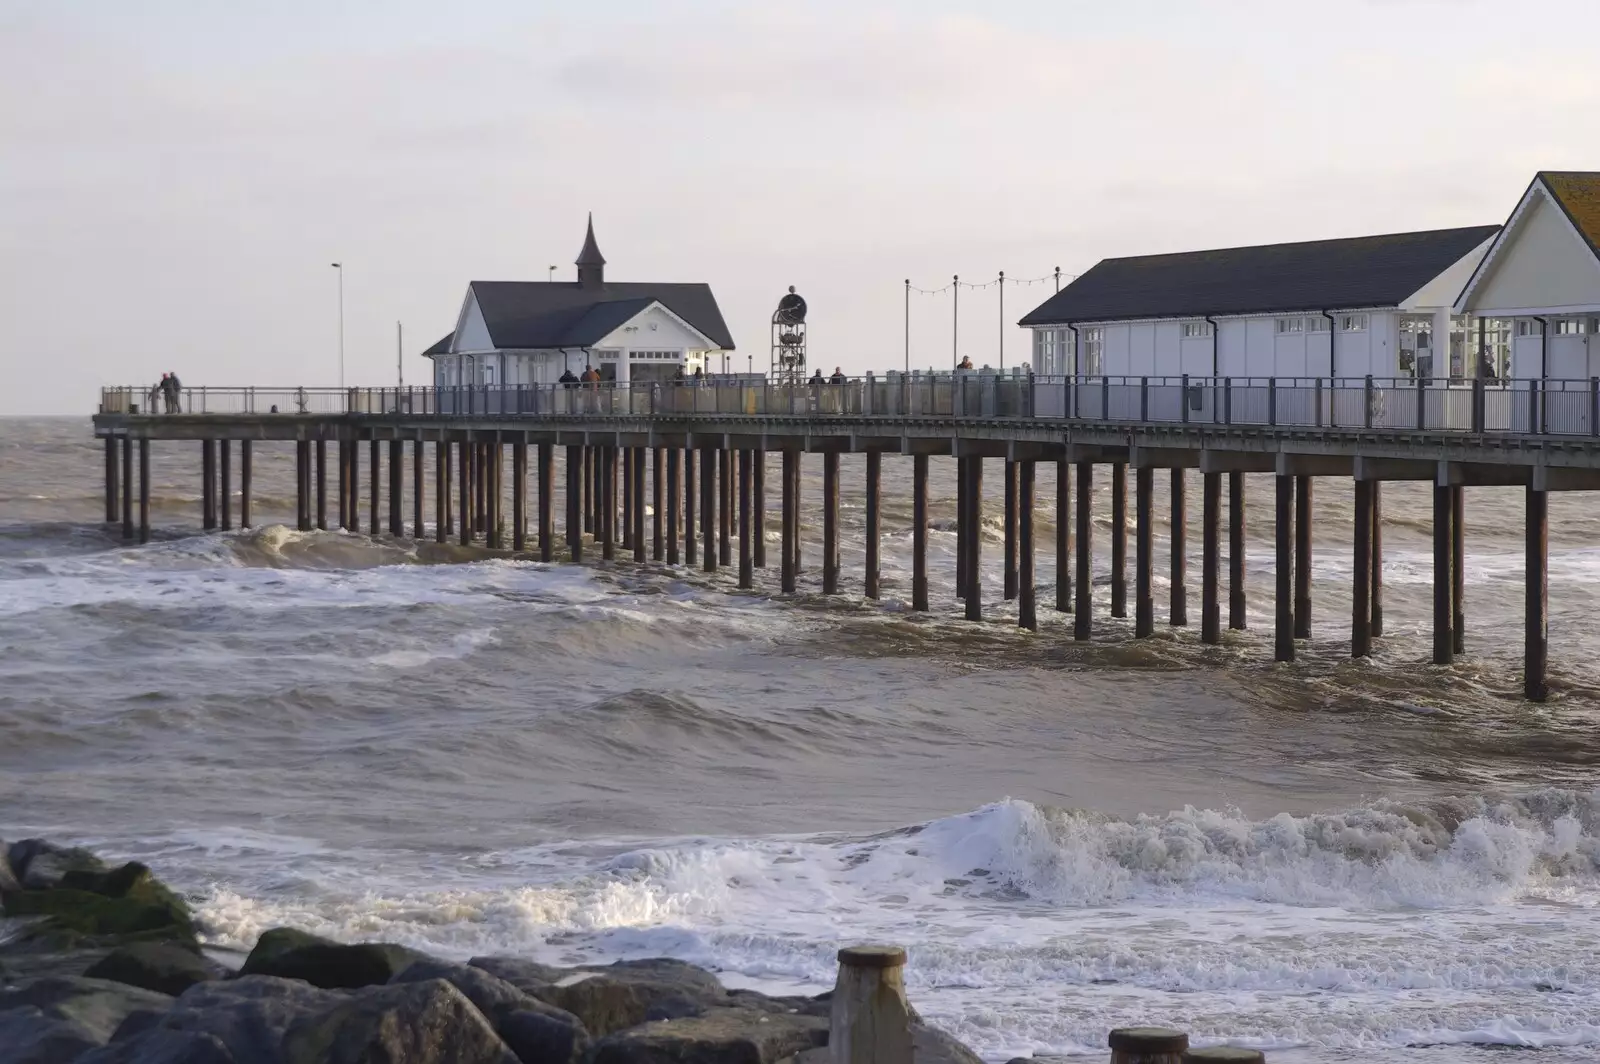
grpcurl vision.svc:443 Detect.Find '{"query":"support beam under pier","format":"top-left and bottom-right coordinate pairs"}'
top-left (912, 454), bottom-right (928, 610)
top-left (1111, 462), bottom-right (1127, 619)
top-left (1526, 485), bottom-right (1548, 702)
top-left (1135, 465), bottom-right (1153, 638)
top-left (865, 451), bottom-right (881, 599)
top-left (1019, 459), bottom-right (1037, 631)
top-left (1275, 474), bottom-right (1294, 662)
top-left (1202, 471), bottom-right (1220, 644)
top-left (1075, 462), bottom-right (1093, 640)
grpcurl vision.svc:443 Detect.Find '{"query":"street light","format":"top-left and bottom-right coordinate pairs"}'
top-left (548, 266), bottom-right (557, 283)
top-left (330, 263), bottom-right (345, 388)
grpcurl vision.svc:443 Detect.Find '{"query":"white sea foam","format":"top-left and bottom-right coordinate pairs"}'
top-left (183, 795), bottom-right (1600, 1059)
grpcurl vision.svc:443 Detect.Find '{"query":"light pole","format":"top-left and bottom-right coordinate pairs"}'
top-left (548, 266), bottom-right (557, 283)
top-left (331, 263), bottom-right (345, 388)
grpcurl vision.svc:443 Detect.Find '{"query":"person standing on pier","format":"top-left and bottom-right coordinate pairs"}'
top-left (165, 371), bottom-right (183, 414)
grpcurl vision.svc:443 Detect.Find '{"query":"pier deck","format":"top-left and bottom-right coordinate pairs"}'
top-left (95, 376), bottom-right (1598, 701)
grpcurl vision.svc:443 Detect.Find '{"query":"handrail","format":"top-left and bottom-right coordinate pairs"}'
top-left (95, 373), bottom-right (1600, 438)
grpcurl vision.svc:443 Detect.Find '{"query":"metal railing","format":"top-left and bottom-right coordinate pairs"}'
top-left (97, 373), bottom-right (1600, 437)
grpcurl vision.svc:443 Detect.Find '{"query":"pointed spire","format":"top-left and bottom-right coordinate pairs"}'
top-left (576, 213), bottom-right (605, 287)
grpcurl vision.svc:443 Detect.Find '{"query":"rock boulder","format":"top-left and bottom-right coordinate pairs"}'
top-left (240, 929), bottom-right (426, 990)
top-left (588, 1007), bottom-right (829, 1064)
top-left (141, 975), bottom-right (348, 1064)
top-left (280, 978), bottom-right (519, 1064)
top-left (0, 975), bottom-right (174, 1045)
top-left (75, 1029), bottom-right (237, 1064)
top-left (392, 958), bottom-right (589, 1064)
top-left (84, 941), bottom-right (225, 997)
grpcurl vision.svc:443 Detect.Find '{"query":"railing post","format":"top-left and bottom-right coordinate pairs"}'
top-left (1102, 376), bottom-right (1110, 421)
top-left (1416, 372), bottom-right (1426, 431)
top-left (1315, 377), bottom-right (1324, 428)
top-left (830, 947), bottom-right (913, 1064)
top-left (1224, 377), bottom-right (1232, 425)
top-left (1181, 373), bottom-right (1190, 424)
top-left (1140, 376), bottom-right (1149, 422)
top-left (1474, 376), bottom-right (1486, 434)
top-left (1364, 375), bottom-right (1374, 429)
top-left (1268, 378), bottom-right (1277, 426)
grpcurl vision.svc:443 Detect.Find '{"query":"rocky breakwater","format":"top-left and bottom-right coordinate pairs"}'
top-left (0, 839), bottom-right (986, 1064)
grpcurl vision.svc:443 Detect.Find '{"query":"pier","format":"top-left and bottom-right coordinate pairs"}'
top-left (94, 373), bottom-right (1600, 702)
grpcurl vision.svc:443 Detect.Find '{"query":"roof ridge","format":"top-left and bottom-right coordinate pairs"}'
top-left (1094, 224), bottom-right (1499, 265)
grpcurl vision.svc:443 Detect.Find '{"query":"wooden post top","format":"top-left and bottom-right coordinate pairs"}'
top-left (1109, 1027), bottom-right (1189, 1052)
top-left (836, 945), bottom-right (906, 968)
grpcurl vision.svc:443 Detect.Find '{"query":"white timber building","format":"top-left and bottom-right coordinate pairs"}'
top-left (1020, 225), bottom-right (1501, 394)
top-left (423, 217), bottom-right (735, 388)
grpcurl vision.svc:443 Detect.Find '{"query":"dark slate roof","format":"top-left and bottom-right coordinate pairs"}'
top-left (422, 332), bottom-right (453, 357)
top-left (1019, 225), bottom-right (1500, 326)
top-left (468, 281), bottom-right (735, 350)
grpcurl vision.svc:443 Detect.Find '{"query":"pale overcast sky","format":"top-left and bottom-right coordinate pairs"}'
top-left (3, 0), bottom-right (1594, 413)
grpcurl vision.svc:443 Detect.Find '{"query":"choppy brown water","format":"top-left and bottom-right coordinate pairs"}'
top-left (4, 416), bottom-right (1600, 1061)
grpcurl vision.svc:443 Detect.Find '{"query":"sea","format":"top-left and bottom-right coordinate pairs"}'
top-left (4, 415), bottom-right (1600, 1062)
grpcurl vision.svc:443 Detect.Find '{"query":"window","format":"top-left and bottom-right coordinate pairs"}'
top-left (1307, 316), bottom-right (1331, 333)
top-left (1181, 321), bottom-right (1212, 339)
top-left (1555, 318), bottom-right (1588, 335)
top-left (1082, 327), bottom-right (1104, 377)
top-left (1517, 319), bottom-right (1543, 337)
top-left (1341, 314), bottom-right (1368, 332)
top-left (1276, 317), bottom-right (1305, 334)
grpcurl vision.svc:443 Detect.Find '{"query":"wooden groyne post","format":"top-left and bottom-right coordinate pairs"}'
top-left (831, 946), bottom-right (913, 1064)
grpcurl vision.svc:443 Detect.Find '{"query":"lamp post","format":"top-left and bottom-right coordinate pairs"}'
top-left (548, 266), bottom-right (557, 283)
top-left (331, 262), bottom-right (345, 389)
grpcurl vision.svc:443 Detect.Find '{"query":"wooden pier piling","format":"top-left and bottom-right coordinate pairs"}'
top-left (240, 440), bottom-right (252, 530)
top-left (652, 448), bottom-right (664, 562)
top-left (602, 446), bottom-right (616, 561)
top-left (753, 451), bottom-right (767, 568)
top-left (457, 440), bottom-right (470, 546)
top-left (666, 448), bottom-right (681, 565)
top-left (1171, 469), bottom-right (1188, 627)
top-left (566, 445), bottom-right (582, 562)
top-left (220, 440), bottom-right (232, 531)
top-left (389, 439), bottom-right (403, 538)
top-left (965, 456), bottom-right (983, 621)
top-left (1452, 484), bottom-right (1465, 655)
top-left (1111, 461), bottom-right (1128, 618)
top-left (823, 449), bottom-right (841, 595)
top-left (137, 439), bottom-right (150, 544)
top-left (582, 447), bottom-right (593, 536)
top-left (1202, 471), bottom-right (1220, 644)
top-left (1004, 458), bottom-right (1018, 600)
top-left (622, 447), bottom-right (633, 551)
top-left (632, 447), bottom-right (646, 563)
top-left (719, 447), bottom-right (733, 568)
top-left (1275, 474), bottom-right (1294, 662)
top-left (739, 449), bottom-right (753, 589)
top-left (1526, 484), bottom-right (1548, 701)
top-left (1057, 459), bottom-right (1072, 613)
top-left (104, 437), bottom-right (118, 524)
top-left (1228, 471), bottom-right (1246, 630)
top-left (121, 436), bottom-right (133, 541)
top-left (538, 442), bottom-right (553, 562)
top-left (310, 439), bottom-right (322, 531)
top-left (1371, 481), bottom-right (1384, 636)
top-left (684, 445), bottom-right (697, 568)
top-left (370, 439), bottom-right (381, 536)
top-left (202, 438), bottom-right (216, 531)
top-left (1075, 461), bottom-right (1093, 639)
top-left (1433, 482), bottom-right (1453, 664)
top-left (781, 449), bottom-right (797, 593)
top-left (406, 438), bottom-right (419, 540)
top-left (295, 441), bottom-right (310, 532)
top-left (1019, 459), bottom-right (1037, 631)
top-left (865, 451), bottom-right (881, 599)
top-left (912, 453), bottom-right (929, 610)
top-left (512, 440), bottom-right (527, 551)
top-left (1135, 465), bottom-right (1154, 638)
top-left (434, 441), bottom-right (448, 543)
top-left (1293, 475), bottom-right (1311, 639)
top-left (1352, 478), bottom-right (1373, 658)
top-left (701, 446), bottom-right (716, 573)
